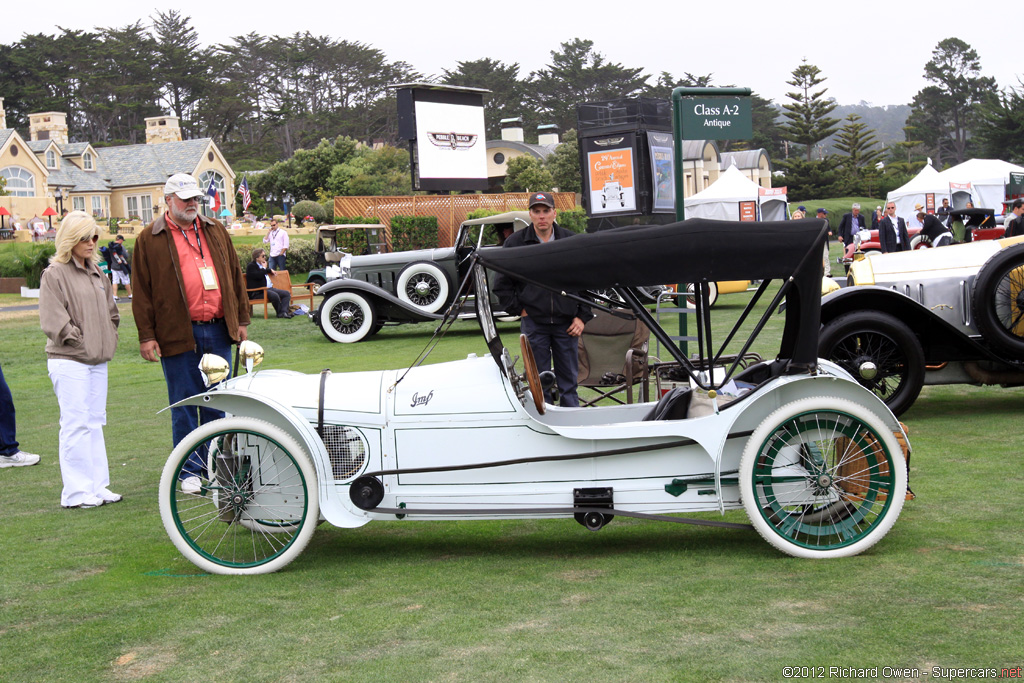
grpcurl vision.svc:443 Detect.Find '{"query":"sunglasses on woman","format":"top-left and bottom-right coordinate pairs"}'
top-left (79, 234), bottom-right (99, 243)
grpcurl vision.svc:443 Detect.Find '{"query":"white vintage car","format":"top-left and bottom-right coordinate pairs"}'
top-left (821, 236), bottom-right (1024, 415)
top-left (159, 218), bottom-right (909, 574)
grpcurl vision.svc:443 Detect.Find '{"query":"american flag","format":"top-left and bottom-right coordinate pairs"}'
top-left (238, 177), bottom-right (252, 211)
top-left (206, 178), bottom-right (221, 213)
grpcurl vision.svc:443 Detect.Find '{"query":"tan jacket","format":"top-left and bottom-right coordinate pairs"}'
top-left (131, 213), bottom-right (250, 357)
top-left (39, 258), bottom-right (119, 364)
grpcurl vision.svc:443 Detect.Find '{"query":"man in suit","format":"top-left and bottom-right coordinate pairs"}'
top-left (837, 203), bottom-right (867, 248)
top-left (879, 202), bottom-right (911, 253)
top-left (1004, 199), bottom-right (1024, 238)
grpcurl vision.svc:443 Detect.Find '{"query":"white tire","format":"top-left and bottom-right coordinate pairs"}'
top-left (319, 291), bottom-right (377, 343)
top-left (396, 262), bottom-right (450, 313)
top-left (739, 396), bottom-right (907, 559)
top-left (158, 417), bottom-right (319, 575)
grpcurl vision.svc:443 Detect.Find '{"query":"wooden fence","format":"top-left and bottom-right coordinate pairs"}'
top-left (333, 193), bottom-right (577, 248)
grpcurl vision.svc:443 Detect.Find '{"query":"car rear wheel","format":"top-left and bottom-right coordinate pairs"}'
top-left (684, 281), bottom-right (718, 307)
top-left (971, 243), bottom-right (1024, 357)
top-left (819, 311), bottom-right (924, 417)
top-left (740, 396), bottom-right (907, 558)
top-left (306, 275), bottom-right (326, 294)
top-left (319, 291), bottom-right (378, 343)
top-left (396, 262), bottom-right (450, 314)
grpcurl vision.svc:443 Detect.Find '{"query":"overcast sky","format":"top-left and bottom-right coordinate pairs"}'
top-left (4, 0), bottom-right (1019, 108)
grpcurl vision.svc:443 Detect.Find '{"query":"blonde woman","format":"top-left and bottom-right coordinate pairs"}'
top-left (39, 211), bottom-right (121, 509)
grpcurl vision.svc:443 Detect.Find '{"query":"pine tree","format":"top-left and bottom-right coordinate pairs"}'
top-left (833, 114), bottom-right (883, 170)
top-left (781, 60), bottom-right (840, 162)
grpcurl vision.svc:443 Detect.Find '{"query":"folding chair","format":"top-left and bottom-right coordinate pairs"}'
top-left (269, 270), bottom-right (315, 311)
top-left (576, 309), bottom-right (651, 406)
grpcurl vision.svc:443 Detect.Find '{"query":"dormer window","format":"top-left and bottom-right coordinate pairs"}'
top-left (83, 152), bottom-right (93, 170)
top-left (46, 150), bottom-right (57, 168)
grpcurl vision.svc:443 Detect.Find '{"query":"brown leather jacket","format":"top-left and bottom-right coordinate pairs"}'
top-left (131, 213), bottom-right (250, 357)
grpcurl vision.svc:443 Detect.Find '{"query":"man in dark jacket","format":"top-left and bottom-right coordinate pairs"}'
top-left (879, 202), bottom-right (911, 253)
top-left (837, 203), bottom-right (867, 248)
top-left (1004, 199), bottom-right (1024, 238)
top-left (494, 192), bottom-right (593, 407)
top-left (132, 173), bottom-right (250, 494)
top-left (108, 234), bottom-right (133, 299)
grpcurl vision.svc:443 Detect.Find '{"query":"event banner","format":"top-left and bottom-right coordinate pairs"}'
top-left (583, 133), bottom-right (638, 215)
top-left (648, 131), bottom-right (675, 213)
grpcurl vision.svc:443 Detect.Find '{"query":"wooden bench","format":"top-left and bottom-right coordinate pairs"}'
top-left (248, 269), bottom-right (316, 319)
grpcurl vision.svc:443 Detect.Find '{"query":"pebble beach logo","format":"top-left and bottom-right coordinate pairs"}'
top-left (427, 132), bottom-right (478, 150)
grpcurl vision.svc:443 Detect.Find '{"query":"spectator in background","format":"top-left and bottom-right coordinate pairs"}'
top-left (908, 203), bottom-right (926, 230)
top-left (816, 208), bottom-right (831, 277)
top-left (919, 211), bottom-right (954, 247)
top-left (879, 202), bottom-right (911, 253)
top-left (872, 206), bottom-right (883, 231)
top-left (1004, 199), bottom-right (1024, 238)
top-left (38, 211), bottom-right (121, 508)
top-left (791, 207), bottom-right (805, 220)
top-left (263, 219), bottom-right (289, 270)
top-left (0, 361), bottom-right (41, 469)
top-left (108, 234), bottom-right (132, 299)
top-left (937, 198), bottom-right (953, 227)
top-left (246, 248), bottom-right (294, 318)
top-left (838, 203), bottom-right (867, 248)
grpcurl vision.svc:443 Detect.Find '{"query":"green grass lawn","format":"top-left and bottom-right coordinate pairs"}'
top-left (1, 280), bottom-right (1022, 682)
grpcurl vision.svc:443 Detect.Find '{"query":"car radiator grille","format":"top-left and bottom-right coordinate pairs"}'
top-left (319, 424), bottom-right (367, 481)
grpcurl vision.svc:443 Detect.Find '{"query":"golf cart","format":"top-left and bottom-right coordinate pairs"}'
top-left (304, 224), bottom-right (389, 293)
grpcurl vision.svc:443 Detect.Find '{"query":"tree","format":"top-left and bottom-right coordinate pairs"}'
top-left (780, 60), bottom-right (840, 162)
top-left (545, 129), bottom-right (581, 193)
top-left (906, 38), bottom-right (996, 164)
top-left (974, 81), bottom-right (1024, 164)
top-left (530, 39), bottom-right (648, 135)
top-left (833, 114), bottom-right (883, 170)
top-left (775, 156), bottom-right (844, 202)
top-left (327, 145), bottom-right (411, 196)
top-left (150, 11), bottom-right (211, 138)
top-left (503, 155), bottom-right (553, 193)
top-left (442, 58), bottom-right (525, 140)
top-left (643, 71), bottom-right (714, 100)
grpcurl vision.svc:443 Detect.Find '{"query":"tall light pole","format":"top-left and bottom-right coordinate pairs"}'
top-left (283, 193), bottom-right (293, 229)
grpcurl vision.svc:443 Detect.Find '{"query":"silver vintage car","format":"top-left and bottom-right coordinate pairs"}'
top-left (819, 236), bottom-right (1024, 415)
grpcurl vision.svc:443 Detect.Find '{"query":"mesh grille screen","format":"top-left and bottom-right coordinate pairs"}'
top-left (320, 425), bottom-right (367, 480)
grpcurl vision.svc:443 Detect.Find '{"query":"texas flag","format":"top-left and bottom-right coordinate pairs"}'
top-left (206, 178), bottom-right (221, 213)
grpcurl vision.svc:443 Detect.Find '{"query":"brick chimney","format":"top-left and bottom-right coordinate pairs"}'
top-left (537, 124), bottom-right (560, 146)
top-left (145, 115), bottom-right (183, 144)
top-left (29, 112), bottom-right (68, 145)
top-left (500, 117), bottom-right (524, 143)
top-left (0, 97), bottom-right (6, 130)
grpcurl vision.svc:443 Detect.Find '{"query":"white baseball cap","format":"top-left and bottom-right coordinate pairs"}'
top-left (163, 173), bottom-right (204, 199)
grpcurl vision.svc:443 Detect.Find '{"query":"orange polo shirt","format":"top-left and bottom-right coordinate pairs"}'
top-left (167, 217), bottom-right (224, 322)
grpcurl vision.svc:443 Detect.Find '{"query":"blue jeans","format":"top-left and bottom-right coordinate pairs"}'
top-left (521, 316), bottom-right (581, 407)
top-left (269, 254), bottom-right (286, 271)
top-left (0, 361), bottom-right (20, 455)
top-left (161, 320), bottom-right (233, 477)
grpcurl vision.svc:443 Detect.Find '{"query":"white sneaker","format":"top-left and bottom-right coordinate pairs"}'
top-left (62, 495), bottom-right (106, 509)
top-left (98, 488), bottom-right (123, 503)
top-left (0, 450), bottom-right (40, 468)
top-left (180, 476), bottom-right (203, 494)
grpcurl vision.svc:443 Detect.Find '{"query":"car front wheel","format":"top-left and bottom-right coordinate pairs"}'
top-left (319, 291), bottom-right (378, 343)
top-left (819, 310), bottom-right (924, 416)
top-left (971, 243), bottom-right (1024, 357)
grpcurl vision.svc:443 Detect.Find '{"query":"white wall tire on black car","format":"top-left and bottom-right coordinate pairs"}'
top-left (396, 262), bottom-right (450, 314)
top-left (319, 291), bottom-right (377, 343)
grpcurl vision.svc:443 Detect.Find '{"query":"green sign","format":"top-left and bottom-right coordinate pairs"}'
top-left (1010, 172), bottom-right (1024, 186)
top-left (679, 97), bottom-right (752, 140)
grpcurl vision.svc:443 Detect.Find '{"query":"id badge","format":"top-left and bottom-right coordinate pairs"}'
top-left (199, 266), bottom-right (218, 290)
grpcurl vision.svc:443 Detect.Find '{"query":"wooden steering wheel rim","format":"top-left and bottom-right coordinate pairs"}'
top-left (519, 334), bottom-right (546, 415)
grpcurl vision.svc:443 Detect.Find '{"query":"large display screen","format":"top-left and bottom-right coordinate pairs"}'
top-left (397, 86), bottom-right (489, 192)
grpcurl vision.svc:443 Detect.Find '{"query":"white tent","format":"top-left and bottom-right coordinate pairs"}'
top-left (886, 164), bottom-right (944, 219)
top-left (935, 159), bottom-right (1024, 215)
top-left (684, 164), bottom-right (788, 221)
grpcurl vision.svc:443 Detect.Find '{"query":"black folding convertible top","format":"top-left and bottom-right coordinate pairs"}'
top-left (477, 218), bottom-right (828, 369)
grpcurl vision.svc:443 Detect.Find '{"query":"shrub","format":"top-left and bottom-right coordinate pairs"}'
top-left (16, 243), bottom-right (56, 288)
top-left (234, 243), bottom-right (254, 269)
top-left (556, 207), bottom-right (587, 234)
top-left (292, 200), bottom-right (326, 225)
top-left (390, 215), bottom-right (438, 251)
top-left (0, 253), bottom-right (23, 278)
top-left (465, 209), bottom-right (500, 221)
top-left (284, 238), bottom-right (317, 274)
top-left (108, 217), bottom-right (119, 234)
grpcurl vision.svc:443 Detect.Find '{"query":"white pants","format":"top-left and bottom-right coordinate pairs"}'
top-left (47, 359), bottom-right (110, 506)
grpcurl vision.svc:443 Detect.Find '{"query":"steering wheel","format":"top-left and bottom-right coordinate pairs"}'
top-left (519, 334), bottom-right (546, 415)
